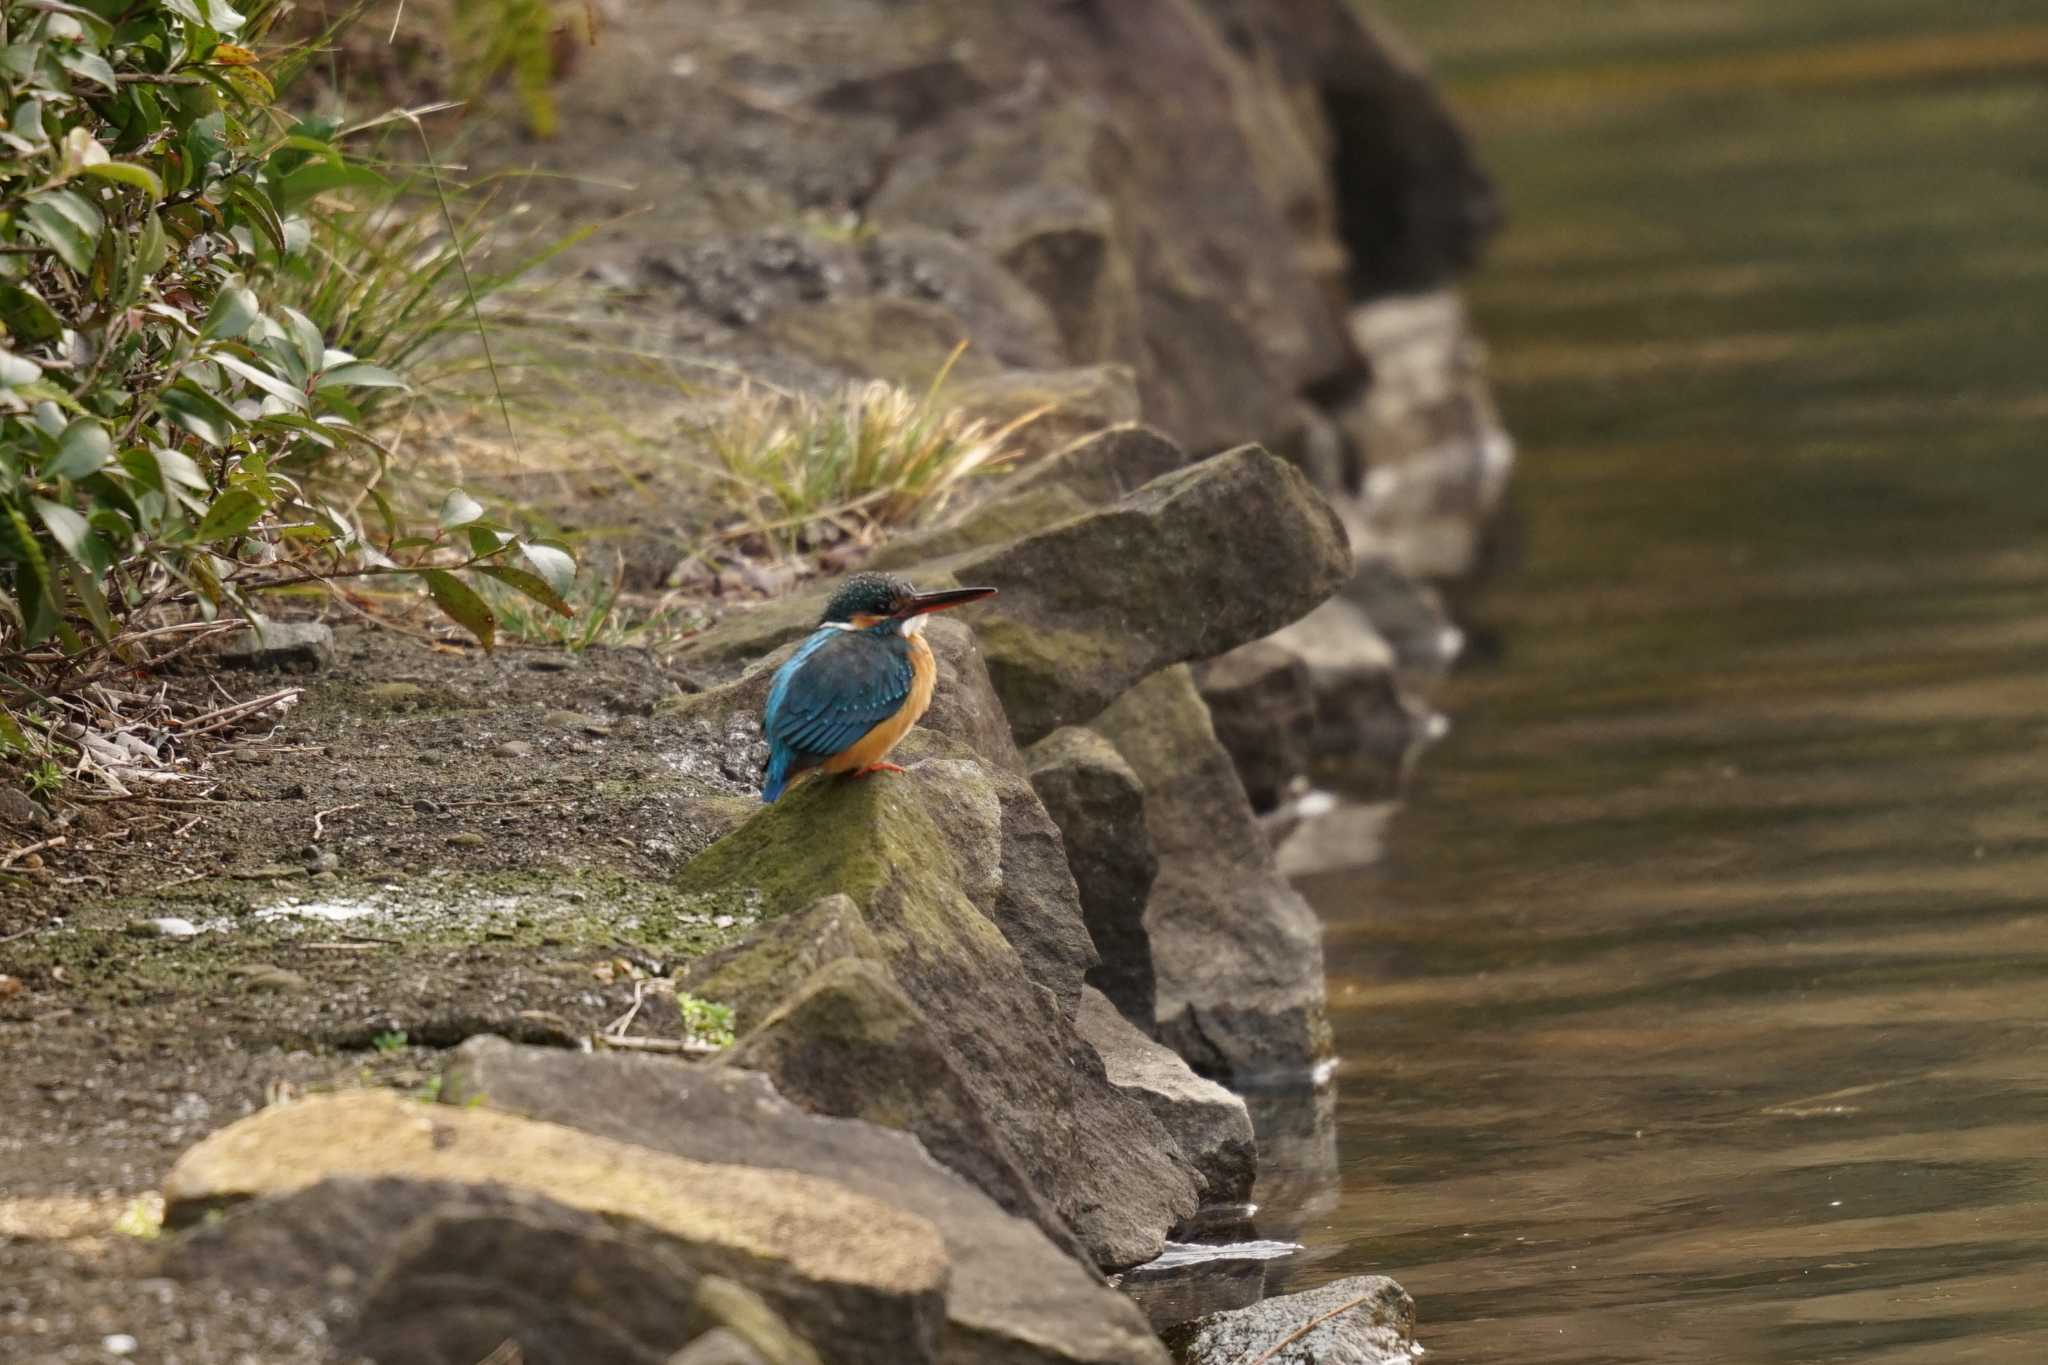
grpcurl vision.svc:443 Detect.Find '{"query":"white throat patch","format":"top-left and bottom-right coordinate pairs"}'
top-left (901, 613), bottom-right (928, 638)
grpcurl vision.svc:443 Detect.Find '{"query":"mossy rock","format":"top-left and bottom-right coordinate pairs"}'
top-left (671, 760), bottom-right (1197, 1270)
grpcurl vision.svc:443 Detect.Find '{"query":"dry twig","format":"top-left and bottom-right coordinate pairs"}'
top-left (0, 836), bottom-right (66, 869)
top-left (312, 804), bottom-right (363, 841)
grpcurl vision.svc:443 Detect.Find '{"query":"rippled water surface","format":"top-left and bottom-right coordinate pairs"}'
top-left (1267, 4), bottom-right (2048, 1360)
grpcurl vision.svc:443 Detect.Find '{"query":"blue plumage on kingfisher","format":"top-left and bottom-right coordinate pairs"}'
top-left (758, 572), bottom-right (998, 803)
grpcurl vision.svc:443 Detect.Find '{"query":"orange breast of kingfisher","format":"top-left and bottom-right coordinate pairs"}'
top-left (820, 631), bottom-right (937, 775)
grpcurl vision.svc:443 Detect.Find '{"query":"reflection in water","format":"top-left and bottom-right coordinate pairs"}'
top-left (1266, 2), bottom-right (2048, 1361)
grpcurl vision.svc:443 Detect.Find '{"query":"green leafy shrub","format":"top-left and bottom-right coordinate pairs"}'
top-left (0, 0), bottom-right (571, 695)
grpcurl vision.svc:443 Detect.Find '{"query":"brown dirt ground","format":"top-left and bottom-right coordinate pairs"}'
top-left (0, 622), bottom-right (789, 1363)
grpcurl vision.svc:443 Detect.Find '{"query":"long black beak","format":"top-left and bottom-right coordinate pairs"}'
top-left (896, 586), bottom-right (997, 618)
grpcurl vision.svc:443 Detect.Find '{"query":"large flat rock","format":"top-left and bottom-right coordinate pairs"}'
top-left (162, 1091), bottom-right (950, 1362)
top-left (443, 1038), bottom-right (1170, 1365)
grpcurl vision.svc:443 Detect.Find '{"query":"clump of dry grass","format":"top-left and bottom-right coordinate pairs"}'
top-left (695, 347), bottom-right (1046, 555)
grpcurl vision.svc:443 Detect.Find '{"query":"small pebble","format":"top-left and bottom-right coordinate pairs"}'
top-left (102, 1335), bottom-right (138, 1357)
top-left (228, 964), bottom-right (309, 994)
top-left (494, 740), bottom-right (534, 759)
top-left (713, 914), bottom-right (736, 929)
top-left (448, 831), bottom-right (487, 848)
top-left (125, 917), bottom-right (198, 941)
top-left (0, 974), bottom-right (22, 1000)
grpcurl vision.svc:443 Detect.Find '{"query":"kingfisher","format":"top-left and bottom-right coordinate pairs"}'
top-left (758, 572), bottom-right (998, 802)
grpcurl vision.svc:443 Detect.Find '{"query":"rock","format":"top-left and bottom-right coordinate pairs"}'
top-left (162, 1091), bottom-right (950, 1362)
top-left (444, 1038), bottom-right (1171, 1365)
top-left (363, 681), bottom-right (426, 708)
top-left (1026, 728), bottom-right (1158, 1026)
top-left (125, 917), bottom-right (198, 940)
top-left (1191, 0), bottom-right (1500, 296)
top-left (685, 1276), bottom-right (824, 1365)
top-left (1198, 597), bottom-right (1434, 806)
top-left (678, 894), bottom-right (883, 1038)
top-left (726, 957), bottom-right (1087, 1271)
top-left (1075, 989), bottom-right (1255, 1209)
top-left (866, 11), bottom-right (1355, 454)
top-left (671, 760), bottom-right (1200, 1269)
top-left (350, 1195), bottom-right (709, 1365)
top-left (1190, 642), bottom-right (1316, 813)
top-left (1091, 668), bottom-right (1331, 1082)
top-left (447, 831), bottom-right (488, 849)
top-left (224, 964), bottom-right (307, 995)
top-left (674, 448), bottom-right (1350, 749)
top-left (1162, 1275), bottom-right (1419, 1365)
top-left (667, 617), bottom-right (1094, 1014)
top-left (0, 786), bottom-right (48, 828)
top-left (494, 740), bottom-right (535, 759)
top-left (672, 1329), bottom-right (773, 1365)
top-left (945, 364), bottom-right (1142, 460)
top-left (869, 424), bottom-right (1192, 573)
top-left (216, 618), bottom-right (335, 672)
top-left (1345, 556), bottom-right (1463, 678)
top-left (862, 228), bottom-right (1069, 370)
top-left (961, 447), bottom-right (1351, 744)
top-left (1339, 291), bottom-right (1514, 580)
top-left (1276, 598), bottom-right (1435, 797)
top-left (1267, 799), bottom-right (1397, 881)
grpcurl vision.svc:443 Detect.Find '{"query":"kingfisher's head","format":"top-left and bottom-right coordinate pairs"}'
top-left (820, 572), bottom-right (997, 635)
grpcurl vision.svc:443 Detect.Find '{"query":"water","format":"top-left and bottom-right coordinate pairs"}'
top-left (1266, 5), bottom-right (2048, 1361)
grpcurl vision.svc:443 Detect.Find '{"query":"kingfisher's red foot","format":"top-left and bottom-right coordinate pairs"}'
top-left (853, 761), bottom-right (908, 778)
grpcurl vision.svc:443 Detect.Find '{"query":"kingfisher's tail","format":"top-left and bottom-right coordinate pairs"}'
top-left (761, 744), bottom-right (798, 803)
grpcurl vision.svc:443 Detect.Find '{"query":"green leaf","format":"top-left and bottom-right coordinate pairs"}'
top-left (0, 286), bottom-right (63, 344)
top-left (277, 161), bottom-right (386, 212)
top-left (316, 361), bottom-right (407, 391)
top-left (150, 445), bottom-right (212, 492)
top-left (22, 192), bottom-right (103, 274)
top-left (65, 565), bottom-right (116, 643)
top-left (280, 306), bottom-right (325, 374)
top-left (0, 502), bottom-right (53, 606)
top-left (57, 49), bottom-right (117, 92)
top-left (476, 563), bottom-right (573, 618)
top-left (227, 181), bottom-right (286, 253)
top-left (466, 525), bottom-right (514, 557)
top-left (424, 570), bottom-right (495, 650)
top-left (45, 419), bottom-right (112, 480)
top-left (166, 0), bottom-right (246, 35)
top-left (518, 541), bottom-right (577, 598)
top-left (213, 352), bottom-right (308, 411)
top-left (31, 497), bottom-right (92, 563)
top-left (0, 349), bottom-right (42, 387)
top-left (134, 209), bottom-right (169, 278)
top-left (201, 283), bottom-right (260, 340)
top-left (80, 161), bottom-right (166, 201)
top-left (438, 488), bottom-right (485, 530)
top-left (157, 382), bottom-right (243, 447)
top-left (194, 486), bottom-right (266, 541)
